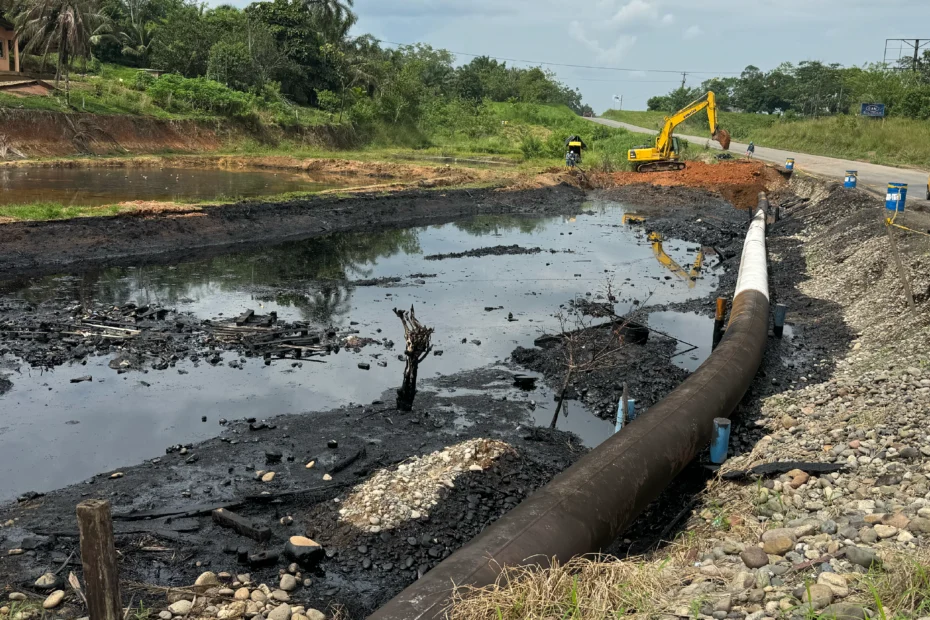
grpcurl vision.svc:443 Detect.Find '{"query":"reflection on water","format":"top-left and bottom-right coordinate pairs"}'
top-left (0, 200), bottom-right (723, 499)
top-left (0, 166), bottom-right (358, 207)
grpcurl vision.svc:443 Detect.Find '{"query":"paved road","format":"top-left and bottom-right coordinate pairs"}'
top-left (587, 116), bottom-right (930, 205)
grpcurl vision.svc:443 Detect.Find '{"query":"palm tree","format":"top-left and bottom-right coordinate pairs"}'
top-left (114, 0), bottom-right (155, 64)
top-left (303, 0), bottom-right (353, 29)
top-left (10, 0), bottom-right (108, 104)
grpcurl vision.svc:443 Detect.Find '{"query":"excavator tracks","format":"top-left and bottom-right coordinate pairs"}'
top-left (635, 161), bottom-right (687, 173)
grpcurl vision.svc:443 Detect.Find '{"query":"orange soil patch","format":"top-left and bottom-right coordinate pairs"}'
top-left (590, 160), bottom-right (786, 209)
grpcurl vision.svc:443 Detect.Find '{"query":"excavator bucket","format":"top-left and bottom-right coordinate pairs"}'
top-left (713, 128), bottom-right (732, 151)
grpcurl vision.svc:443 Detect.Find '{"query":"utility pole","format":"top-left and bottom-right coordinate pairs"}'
top-left (915, 39), bottom-right (920, 71)
top-left (680, 72), bottom-right (688, 89)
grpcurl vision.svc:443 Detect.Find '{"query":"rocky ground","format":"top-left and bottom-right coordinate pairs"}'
top-left (449, 174), bottom-right (930, 619)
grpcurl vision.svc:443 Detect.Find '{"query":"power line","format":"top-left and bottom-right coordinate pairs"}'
top-left (568, 78), bottom-right (684, 83)
top-left (374, 39), bottom-right (740, 76)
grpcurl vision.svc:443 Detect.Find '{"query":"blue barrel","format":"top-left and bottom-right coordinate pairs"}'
top-left (844, 171), bottom-right (857, 188)
top-left (886, 183), bottom-right (908, 212)
top-left (710, 418), bottom-right (731, 464)
top-left (785, 158), bottom-right (795, 171)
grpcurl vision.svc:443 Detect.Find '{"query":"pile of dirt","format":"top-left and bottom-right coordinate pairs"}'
top-left (591, 160), bottom-right (787, 209)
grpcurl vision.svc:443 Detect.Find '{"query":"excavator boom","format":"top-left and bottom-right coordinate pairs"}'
top-left (628, 91), bottom-right (730, 172)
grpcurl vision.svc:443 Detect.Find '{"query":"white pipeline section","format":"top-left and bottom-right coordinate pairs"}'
top-left (733, 201), bottom-right (769, 302)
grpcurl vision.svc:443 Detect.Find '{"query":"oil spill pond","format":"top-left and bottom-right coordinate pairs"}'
top-left (0, 200), bottom-right (723, 500)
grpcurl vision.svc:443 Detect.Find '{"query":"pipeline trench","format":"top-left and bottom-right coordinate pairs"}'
top-left (0, 162), bottom-right (843, 619)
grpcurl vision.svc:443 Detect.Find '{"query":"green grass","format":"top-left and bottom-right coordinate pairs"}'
top-left (603, 109), bottom-right (930, 169)
top-left (0, 202), bottom-right (124, 221)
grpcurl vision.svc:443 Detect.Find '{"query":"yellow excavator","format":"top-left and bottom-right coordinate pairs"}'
top-left (628, 91), bottom-right (731, 173)
top-left (648, 232), bottom-right (703, 288)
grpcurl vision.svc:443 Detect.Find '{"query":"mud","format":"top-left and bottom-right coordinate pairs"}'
top-left (0, 184), bottom-right (584, 279)
top-left (423, 244), bottom-right (568, 261)
top-left (591, 160), bottom-right (787, 209)
top-left (0, 369), bottom-right (583, 618)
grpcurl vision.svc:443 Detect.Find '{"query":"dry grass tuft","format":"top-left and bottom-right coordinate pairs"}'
top-left (445, 555), bottom-right (681, 619)
top-left (862, 549), bottom-right (930, 618)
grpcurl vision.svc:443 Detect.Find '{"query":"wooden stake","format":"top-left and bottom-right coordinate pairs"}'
top-left (885, 221), bottom-right (917, 315)
top-left (76, 500), bottom-right (122, 620)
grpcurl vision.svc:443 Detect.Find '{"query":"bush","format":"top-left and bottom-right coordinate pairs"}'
top-left (130, 71), bottom-right (156, 92)
top-left (519, 134), bottom-right (545, 160)
top-left (146, 73), bottom-right (256, 118)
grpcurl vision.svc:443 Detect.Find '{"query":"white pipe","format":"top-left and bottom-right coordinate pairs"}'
top-left (734, 202), bottom-right (768, 301)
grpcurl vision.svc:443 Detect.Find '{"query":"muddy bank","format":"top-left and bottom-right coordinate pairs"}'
top-left (0, 109), bottom-right (356, 157)
top-left (0, 184), bottom-right (585, 279)
top-left (0, 368), bottom-right (582, 618)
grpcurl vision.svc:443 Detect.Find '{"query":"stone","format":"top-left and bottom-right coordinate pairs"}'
top-left (267, 603), bottom-right (292, 620)
top-left (159, 612), bottom-right (173, 620)
top-left (818, 604), bottom-right (870, 620)
top-left (730, 571), bottom-right (755, 592)
top-left (802, 584), bottom-right (834, 610)
top-left (844, 546), bottom-right (881, 569)
top-left (821, 520), bottom-right (838, 535)
top-left (322, 474), bottom-right (332, 481)
top-left (713, 595), bottom-right (732, 613)
top-left (271, 590), bottom-right (290, 602)
top-left (249, 590), bottom-right (267, 604)
top-left (874, 524), bottom-right (898, 538)
top-left (280, 574), bottom-right (298, 592)
top-left (898, 530), bottom-right (916, 544)
top-left (8, 594), bottom-right (26, 601)
top-left (233, 588), bottom-right (249, 601)
top-left (194, 571), bottom-right (220, 591)
top-left (305, 610), bottom-right (326, 620)
top-left (909, 517), bottom-right (930, 534)
top-left (262, 472), bottom-right (276, 483)
top-left (217, 602), bottom-right (247, 620)
top-left (884, 513), bottom-right (910, 529)
top-left (34, 573), bottom-right (59, 590)
top-left (168, 600), bottom-right (193, 615)
top-left (761, 529), bottom-right (797, 555)
top-left (789, 471), bottom-right (811, 489)
top-left (818, 573), bottom-right (849, 598)
top-left (741, 546), bottom-right (770, 569)
top-left (42, 591), bottom-right (64, 609)
top-left (859, 527), bottom-right (879, 544)
top-left (284, 536), bottom-right (324, 569)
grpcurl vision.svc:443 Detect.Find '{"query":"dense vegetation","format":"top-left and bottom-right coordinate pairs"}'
top-left (644, 58), bottom-right (930, 120)
top-left (0, 0), bottom-right (590, 131)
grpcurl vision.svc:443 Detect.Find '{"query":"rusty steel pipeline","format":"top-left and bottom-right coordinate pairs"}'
top-left (370, 194), bottom-right (772, 620)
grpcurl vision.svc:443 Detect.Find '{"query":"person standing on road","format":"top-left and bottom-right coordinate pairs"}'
top-left (746, 141), bottom-right (755, 159)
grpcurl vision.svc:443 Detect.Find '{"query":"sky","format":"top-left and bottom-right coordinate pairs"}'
top-left (345, 0), bottom-right (930, 111)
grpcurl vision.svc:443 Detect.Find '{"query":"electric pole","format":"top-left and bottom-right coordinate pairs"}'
top-left (680, 72), bottom-right (688, 89)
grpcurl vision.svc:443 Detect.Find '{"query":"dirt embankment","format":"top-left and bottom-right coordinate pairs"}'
top-left (0, 183), bottom-right (586, 278)
top-left (590, 160), bottom-right (788, 209)
top-left (0, 109), bottom-right (356, 157)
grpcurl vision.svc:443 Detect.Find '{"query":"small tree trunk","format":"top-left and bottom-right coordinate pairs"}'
top-left (549, 369), bottom-right (573, 429)
top-left (396, 353), bottom-right (418, 412)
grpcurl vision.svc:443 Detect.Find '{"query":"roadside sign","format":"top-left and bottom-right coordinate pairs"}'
top-left (861, 103), bottom-right (886, 117)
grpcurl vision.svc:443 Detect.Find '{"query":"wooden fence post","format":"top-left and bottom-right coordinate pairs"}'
top-left (76, 499), bottom-right (122, 620)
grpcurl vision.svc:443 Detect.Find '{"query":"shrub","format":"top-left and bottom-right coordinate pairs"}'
top-left (146, 73), bottom-right (255, 118)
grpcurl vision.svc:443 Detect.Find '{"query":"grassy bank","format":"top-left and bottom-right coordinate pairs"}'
top-left (603, 109), bottom-right (930, 169)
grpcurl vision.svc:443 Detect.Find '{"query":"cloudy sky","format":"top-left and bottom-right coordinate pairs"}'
top-left (347, 0), bottom-right (930, 111)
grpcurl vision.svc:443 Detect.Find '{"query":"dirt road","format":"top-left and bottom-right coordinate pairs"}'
top-left (587, 116), bottom-right (930, 206)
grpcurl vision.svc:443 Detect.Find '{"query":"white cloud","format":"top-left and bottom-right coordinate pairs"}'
top-left (683, 24), bottom-right (703, 39)
top-left (661, 13), bottom-right (676, 24)
top-left (611, 0), bottom-right (658, 26)
top-left (570, 20), bottom-right (637, 64)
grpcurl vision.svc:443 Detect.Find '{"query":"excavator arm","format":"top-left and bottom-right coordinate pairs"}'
top-left (656, 92), bottom-right (731, 156)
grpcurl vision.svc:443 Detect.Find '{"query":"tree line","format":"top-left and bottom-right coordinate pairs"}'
top-left (0, 0), bottom-right (586, 124)
top-left (646, 57), bottom-right (930, 120)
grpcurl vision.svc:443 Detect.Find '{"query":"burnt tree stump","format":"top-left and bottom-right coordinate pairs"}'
top-left (393, 305), bottom-right (433, 411)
